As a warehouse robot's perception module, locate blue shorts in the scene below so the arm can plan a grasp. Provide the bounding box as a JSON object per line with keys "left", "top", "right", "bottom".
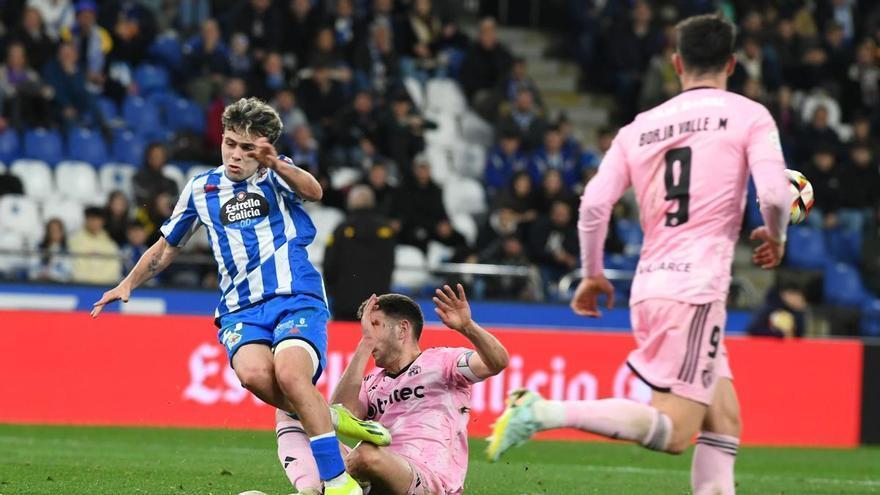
{"left": 217, "top": 294, "right": 329, "bottom": 383}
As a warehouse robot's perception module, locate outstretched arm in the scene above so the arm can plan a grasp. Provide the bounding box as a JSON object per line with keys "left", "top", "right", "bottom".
{"left": 91, "top": 237, "right": 180, "bottom": 317}
{"left": 434, "top": 284, "right": 509, "bottom": 379}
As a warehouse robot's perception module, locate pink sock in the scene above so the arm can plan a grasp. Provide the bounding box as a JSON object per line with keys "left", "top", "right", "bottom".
{"left": 535, "top": 399, "right": 672, "bottom": 450}
{"left": 276, "top": 418, "right": 322, "bottom": 494}
{"left": 691, "top": 432, "right": 738, "bottom": 495}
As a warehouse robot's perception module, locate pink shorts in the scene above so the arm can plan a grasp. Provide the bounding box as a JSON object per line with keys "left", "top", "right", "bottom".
{"left": 402, "top": 457, "right": 449, "bottom": 495}
{"left": 628, "top": 299, "right": 732, "bottom": 405}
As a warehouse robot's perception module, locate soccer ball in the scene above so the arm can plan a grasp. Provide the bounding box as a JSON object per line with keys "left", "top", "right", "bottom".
{"left": 785, "top": 169, "right": 814, "bottom": 225}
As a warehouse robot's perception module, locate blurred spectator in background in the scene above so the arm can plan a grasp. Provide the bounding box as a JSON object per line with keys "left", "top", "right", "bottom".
{"left": 248, "top": 51, "right": 288, "bottom": 101}
{"left": 120, "top": 221, "right": 148, "bottom": 275}
{"left": 396, "top": 0, "right": 442, "bottom": 83}
{"left": 281, "top": 0, "right": 320, "bottom": 68}
{"left": 353, "top": 20, "right": 399, "bottom": 94}
{"left": 639, "top": 25, "right": 679, "bottom": 111}
{"left": 69, "top": 206, "right": 121, "bottom": 284}
{"left": 556, "top": 115, "right": 582, "bottom": 157}
{"left": 42, "top": 40, "right": 94, "bottom": 128}
{"left": 730, "top": 35, "right": 781, "bottom": 93}
{"left": 363, "top": 160, "right": 397, "bottom": 217}
{"left": 182, "top": 18, "right": 229, "bottom": 105}
{"left": 504, "top": 57, "right": 541, "bottom": 107}
{"left": 104, "top": 190, "right": 131, "bottom": 247}
{"left": 377, "top": 90, "right": 426, "bottom": 182}
{"left": 205, "top": 76, "right": 246, "bottom": 149}
{"left": 498, "top": 87, "right": 546, "bottom": 151}
{"left": 136, "top": 190, "right": 173, "bottom": 244}
{"left": 287, "top": 125, "right": 321, "bottom": 176}
{"left": 297, "top": 61, "right": 347, "bottom": 135}
{"left": 0, "top": 42, "right": 52, "bottom": 128}
{"left": 10, "top": 7, "right": 56, "bottom": 71}
{"left": 331, "top": 89, "right": 380, "bottom": 170}
{"left": 803, "top": 146, "right": 842, "bottom": 230}
{"left": 536, "top": 169, "right": 576, "bottom": 215}
{"left": 308, "top": 27, "right": 352, "bottom": 81}
{"left": 394, "top": 157, "right": 450, "bottom": 252}
{"left": 227, "top": 32, "right": 253, "bottom": 78}
{"left": 174, "top": 0, "right": 210, "bottom": 36}
{"left": 795, "top": 104, "right": 841, "bottom": 164}
{"left": 528, "top": 124, "right": 583, "bottom": 189}
{"left": 272, "top": 88, "right": 308, "bottom": 135}
{"left": 494, "top": 170, "right": 539, "bottom": 226}
{"left": 323, "top": 185, "right": 396, "bottom": 320}
{"left": 226, "top": 0, "right": 281, "bottom": 60}
{"left": 484, "top": 128, "right": 527, "bottom": 199}
{"left": 27, "top": 0, "right": 74, "bottom": 41}
{"left": 526, "top": 200, "right": 578, "bottom": 299}
{"left": 132, "top": 143, "right": 178, "bottom": 206}
{"left": 0, "top": 169, "right": 23, "bottom": 195}
{"left": 839, "top": 143, "right": 880, "bottom": 234}
{"left": 459, "top": 17, "right": 512, "bottom": 119}
{"left": 329, "top": 0, "right": 363, "bottom": 64}
{"left": 475, "top": 234, "right": 534, "bottom": 300}
{"left": 29, "top": 217, "right": 72, "bottom": 282}
{"left": 60, "top": 0, "right": 111, "bottom": 92}
{"left": 746, "top": 284, "right": 807, "bottom": 338}
{"left": 844, "top": 40, "right": 880, "bottom": 119}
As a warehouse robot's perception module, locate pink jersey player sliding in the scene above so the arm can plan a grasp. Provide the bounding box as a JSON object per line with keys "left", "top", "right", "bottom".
{"left": 275, "top": 285, "right": 509, "bottom": 495}
{"left": 487, "top": 14, "right": 792, "bottom": 495}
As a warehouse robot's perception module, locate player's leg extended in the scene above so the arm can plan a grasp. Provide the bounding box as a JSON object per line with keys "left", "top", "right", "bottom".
{"left": 346, "top": 443, "right": 442, "bottom": 495}
{"left": 231, "top": 343, "right": 295, "bottom": 410}
{"left": 275, "top": 408, "right": 322, "bottom": 495}
{"left": 274, "top": 344, "right": 360, "bottom": 493}
{"left": 691, "top": 377, "right": 741, "bottom": 495}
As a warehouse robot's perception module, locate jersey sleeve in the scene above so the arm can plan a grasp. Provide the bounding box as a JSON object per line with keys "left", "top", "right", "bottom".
{"left": 438, "top": 347, "right": 482, "bottom": 387}
{"left": 746, "top": 106, "right": 791, "bottom": 242}
{"left": 159, "top": 178, "right": 200, "bottom": 247}
{"left": 270, "top": 155, "right": 302, "bottom": 200}
{"left": 578, "top": 135, "right": 632, "bottom": 277}
{"left": 358, "top": 370, "right": 378, "bottom": 416}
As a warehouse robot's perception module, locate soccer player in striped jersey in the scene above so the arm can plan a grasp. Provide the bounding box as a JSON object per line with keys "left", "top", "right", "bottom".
{"left": 487, "top": 15, "right": 793, "bottom": 495}
{"left": 91, "top": 97, "right": 386, "bottom": 495}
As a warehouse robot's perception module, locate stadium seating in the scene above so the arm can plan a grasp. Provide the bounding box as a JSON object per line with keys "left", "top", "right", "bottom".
{"left": 425, "top": 144, "right": 455, "bottom": 186}
{"left": 55, "top": 161, "right": 101, "bottom": 204}
{"left": 460, "top": 110, "right": 494, "bottom": 148}
{"left": 41, "top": 198, "right": 85, "bottom": 234}
{"left": 403, "top": 77, "right": 425, "bottom": 110}
{"left": 148, "top": 33, "right": 183, "bottom": 72}
{"left": 425, "top": 78, "right": 467, "bottom": 115}
{"left": 616, "top": 219, "right": 644, "bottom": 252}
{"left": 426, "top": 240, "right": 454, "bottom": 268}
{"left": 0, "top": 230, "right": 27, "bottom": 276}
{"left": 861, "top": 298, "right": 880, "bottom": 337}
{"left": 824, "top": 262, "right": 870, "bottom": 307}
{"left": 450, "top": 212, "right": 478, "bottom": 246}
{"left": 392, "top": 245, "right": 431, "bottom": 291}
{"left": 0, "top": 129, "right": 20, "bottom": 163}
{"left": 442, "top": 177, "right": 486, "bottom": 216}
{"left": 10, "top": 159, "right": 54, "bottom": 200}
{"left": 0, "top": 195, "right": 42, "bottom": 242}
{"left": 786, "top": 226, "right": 828, "bottom": 270}
{"left": 456, "top": 143, "right": 487, "bottom": 179}
{"left": 133, "top": 64, "right": 170, "bottom": 95}
{"left": 67, "top": 127, "right": 109, "bottom": 165}
{"left": 162, "top": 164, "right": 186, "bottom": 190}
{"left": 122, "top": 96, "right": 162, "bottom": 138}
{"left": 111, "top": 130, "right": 147, "bottom": 166}
{"left": 825, "top": 228, "right": 862, "bottom": 266}
{"left": 99, "top": 162, "right": 137, "bottom": 199}
{"left": 329, "top": 167, "right": 362, "bottom": 190}
{"left": 166, "top": 97, "right": 206, "bottom": 134}
{"left": 23, "top": 128, "right": 63, "bottom": 165}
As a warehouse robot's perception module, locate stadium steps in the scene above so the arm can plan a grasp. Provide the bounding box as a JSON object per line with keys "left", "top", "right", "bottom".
{"left": 496, "top": 26, "right": 611, "bottom": 144}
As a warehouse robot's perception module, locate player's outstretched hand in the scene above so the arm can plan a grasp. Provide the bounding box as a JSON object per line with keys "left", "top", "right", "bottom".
{"left": 246, "top": 137, "right": 279, "bottom": 169}
{"left": 90, "top": 283, "right": 131, "bottom": 318}
{"left": 749, "top": 226, "right": 784, "bottom": 269}
{"left": 359, "top": 293, "right": 380, "bottom": 349}
{"left": 433, "top": 283, "right": 472, "bottom": 332}
{"left": 571, "top": 275, "right": 615, "bottom": 318}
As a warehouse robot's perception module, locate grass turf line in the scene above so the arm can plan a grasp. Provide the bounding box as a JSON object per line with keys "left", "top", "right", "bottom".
{"left": 1, "top": 424, "right": 878, "bottom": 494}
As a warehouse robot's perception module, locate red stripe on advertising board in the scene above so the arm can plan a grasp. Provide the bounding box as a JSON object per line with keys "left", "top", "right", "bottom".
{"left": 0, "top": 311, "right": 862, "bottom": 447}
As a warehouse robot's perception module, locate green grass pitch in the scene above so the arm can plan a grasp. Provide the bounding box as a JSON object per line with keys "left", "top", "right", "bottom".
{"left": 1, "top": 424, "right": 878, "bottom": 494}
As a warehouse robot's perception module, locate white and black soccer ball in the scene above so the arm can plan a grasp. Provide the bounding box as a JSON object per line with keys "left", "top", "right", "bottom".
{"left": 785, "top": 169, "right": 814, "bottom": 225}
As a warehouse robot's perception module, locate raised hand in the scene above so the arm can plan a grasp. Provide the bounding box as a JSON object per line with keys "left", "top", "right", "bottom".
{"left": 570, "top": 275, "right": 615, "bottom": 318}
{"left": 433, "top": 284, "right": 473, "bottom": 332}
{"left": 359, "top": 293, "right": 380, "bottom": 349}
{"left": 247, "top": 137, "right": 279, "bottom": 169}
{"left": 90, "top": 283, "right": 131, "bottom": 318}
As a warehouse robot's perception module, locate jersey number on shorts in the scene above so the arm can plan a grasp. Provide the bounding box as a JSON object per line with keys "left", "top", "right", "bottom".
{"left": 707, "top": 325, "right": 721, "bottom": 358}
{"left": 663, "top": 147, "right": 692, "bottom": 227}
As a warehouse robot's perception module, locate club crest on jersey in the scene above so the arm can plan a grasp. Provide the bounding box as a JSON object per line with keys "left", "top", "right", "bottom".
{"left": 220, "top": 192, "right": 269, "bottom": 229}
{"left": 408, "top": 365, "right": 421, "bottom": 376}
{"left": 221, "top": 323, "right": 243, "bottom": 350}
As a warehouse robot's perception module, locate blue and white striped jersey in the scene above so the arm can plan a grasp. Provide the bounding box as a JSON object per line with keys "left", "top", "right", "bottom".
{"left": 159, "top": 160, "right": 326, "bottom": 318}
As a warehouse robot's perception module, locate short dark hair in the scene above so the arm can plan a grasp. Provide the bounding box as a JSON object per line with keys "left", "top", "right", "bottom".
{"left": 357, "top": 293, "right": 425, "bottom": 340}
{"left": 675, "top": 14, "right": 736, "bottom": 75}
